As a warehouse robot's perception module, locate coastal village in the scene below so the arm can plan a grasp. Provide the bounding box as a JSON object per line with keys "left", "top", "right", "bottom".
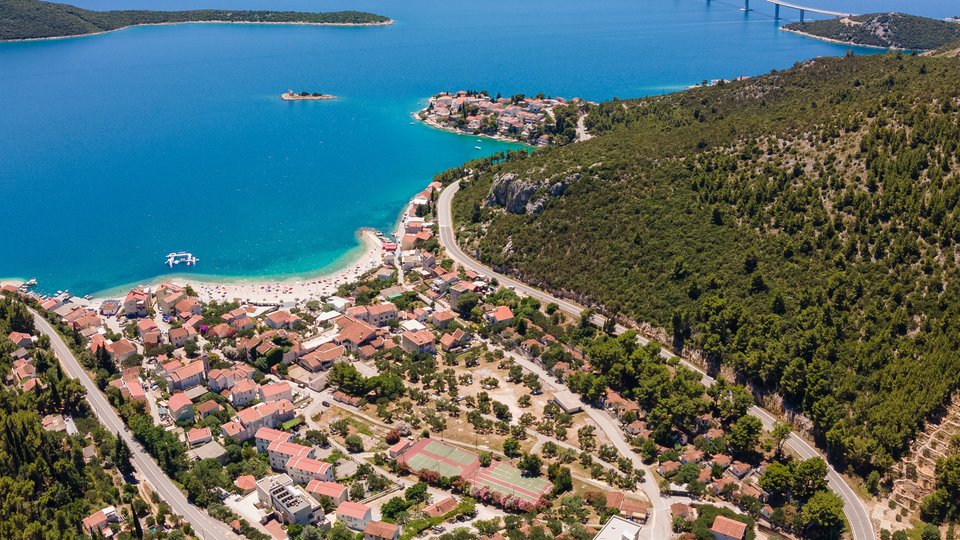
{"left": 3, "top": 181, "right": 826, "bottom": 540}
{"left": 10, "top": 0, "right": 960, "bottom": 539}
{"left": 418, "top": 91, "right": 590, "bottom": 146}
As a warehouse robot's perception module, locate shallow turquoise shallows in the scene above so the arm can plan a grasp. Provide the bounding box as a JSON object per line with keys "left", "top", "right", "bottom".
{"left": 1, "top": 0, "right": 955, "bottom": 295}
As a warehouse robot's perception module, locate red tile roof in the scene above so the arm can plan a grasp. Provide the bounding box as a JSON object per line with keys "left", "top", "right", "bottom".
{"left": 363, "top": 520, "right": 399, "bottom": 539}
{"left": 432, "top": 310, "right": 455, "bottom": 322}
{"left": 267, "top": 440, "right": 312, "bottom": 460}
{"left": 336, "top": 317, "right": 377, "bottom": 345}
{"left": 367, "top": 303, "right": 396, "bottom": 316}
{"left": 403, "top": 329, "right": 434, "bottom": 346}
{"left": 169, "top": 360, "right": 205, "bottom": 383}
{"left": 187, "top": 427, "right": 211, "bottom": 444}
{"left": 196, "top": 400, "right": 223, "bottom": 415}
{"left": 8, "top": 331, "right": 31, "bottom": 345}
{"left": 235, "top": 475, "right": 257, "bottom": 492}
{"left": 232, "top": 378, "right": 256, "bottom": 394}
{"left": 306, "top": 480, "right": 347, "bottom": 500}
{"left": 137, "top": 319, "right": 158, "bottom": 332}
{"left": 255, "top": 427, "right": 290, "bottom": 444}
{"left": 260, "top": 381, "right": 291, "bottom": 399}
{"left": 110, "top": 339, "right": 136, "bottom": 357}
{"left": 287, "top": 455, "right": 331, "bottom": 476}
{"left": 711, "top": 516, "right": 747, "bottom": 540}
{"left": 424, "top": 496, "right": 458, "bottom": 517}
{"left": 168, "top": 392, "right": 192, "bottom": 413}
{"left": 82, "top": 510, "right": 108, "bottom": 532}
{"left": 336, "top": 501, "right": 371, "bottom": 520}
{"left": 221, "top": 421, "right": 244, "bottom": 437}
{"left": 489, "top": 305, "right": 514, "bottom": 323}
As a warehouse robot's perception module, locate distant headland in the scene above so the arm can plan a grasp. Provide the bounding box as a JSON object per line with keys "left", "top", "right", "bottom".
{"left": 782, "top": 12, "right": 960, "bottom": 51}
{"left": 281, "top": 90, "right": 336, "bottom": 101}
{"left": 417, "top": 90, "right": 593, "bottom": 147}
{"left": 0, "top": 0, "right": 393, "bottom": 42}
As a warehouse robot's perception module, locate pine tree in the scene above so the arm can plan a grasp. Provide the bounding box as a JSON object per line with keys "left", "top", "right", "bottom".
{"left": 115, "top": 437, "right": 134, "bottom": 476}
{"left": 132, "top": 510, "right": 143, "bottom": 539}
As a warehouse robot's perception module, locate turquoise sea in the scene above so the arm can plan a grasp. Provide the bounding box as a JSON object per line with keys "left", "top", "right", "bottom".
{"left": 1, "top": 0, "right": 956, "bottom": 295}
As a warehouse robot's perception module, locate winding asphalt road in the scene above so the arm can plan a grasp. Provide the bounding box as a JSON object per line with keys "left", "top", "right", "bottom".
{"left": 437, "top": 181, "right": 875, "bottom": 540}
{"left": 31, "top": 310, "right": 237, "bottom": 540}
{"left": 498, "top": 346, "right": 670, "bottom": 540}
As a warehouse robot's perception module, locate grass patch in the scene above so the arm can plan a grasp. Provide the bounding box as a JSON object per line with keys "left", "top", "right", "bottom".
{"left": 348, "top": 418, "right": 374, "bottom": 437}
{"left": 281, "top": 417, "right": 304, "bottom": 431}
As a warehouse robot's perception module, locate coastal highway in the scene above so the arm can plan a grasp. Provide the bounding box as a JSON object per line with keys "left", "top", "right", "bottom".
{"left": 31, "top": 310, "right": 237, "bottom": 540}
{"left": 437, "top": 180, "right": 876, "bottom": 540}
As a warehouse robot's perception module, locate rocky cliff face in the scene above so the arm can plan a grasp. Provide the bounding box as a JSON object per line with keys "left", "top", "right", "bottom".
{"left": 486, "top": 172, "right": 579, "bottom": 215}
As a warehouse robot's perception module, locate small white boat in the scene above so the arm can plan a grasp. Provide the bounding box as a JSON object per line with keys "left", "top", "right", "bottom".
{"left": 474, "top": 146, "right": 482, "bottom": 150}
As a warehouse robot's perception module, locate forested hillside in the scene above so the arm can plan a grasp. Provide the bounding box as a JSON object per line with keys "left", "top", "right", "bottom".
{"left": 0, "top": 296, "right": 122, "bottom": 537}
{"left": 451, "top": 51, "right": 960, "bottom": 475}
{"left": 784, "top": 13, "right": 960, "bottom": 51}
{"left": 0, "top": 0, "right": 391, "bottom": 41}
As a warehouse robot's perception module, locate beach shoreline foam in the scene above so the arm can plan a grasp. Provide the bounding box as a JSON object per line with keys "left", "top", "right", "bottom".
{"left": 89, "top": 228, "right": 385, "bottom": 306}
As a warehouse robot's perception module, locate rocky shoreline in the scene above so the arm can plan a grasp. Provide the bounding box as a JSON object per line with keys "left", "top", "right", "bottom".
{"left": 779, "top": 26, "right": 889, "bottom": 50}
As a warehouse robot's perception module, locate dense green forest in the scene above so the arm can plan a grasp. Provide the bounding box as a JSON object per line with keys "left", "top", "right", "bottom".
{"left": 0, "top": 0, "right": 391, "bottom": 41}
{"left": 785, "top": 13, "right": 960, "bottom": 51}
{"left": 450, "top": 51, "right": 960, "bottom": 477}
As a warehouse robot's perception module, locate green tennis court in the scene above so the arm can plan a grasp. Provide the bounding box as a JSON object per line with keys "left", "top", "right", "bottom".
{"left": 405, "top": 452, "right": 465, "bottom": 478}
{"left": 399, "top": 438, "right": 481, "bottom": 479}
{"left": 473, "top": 462, "right": 552, "bottom": 504}
{"left": 425, "top": 440, "right": 478, "bottom": 465}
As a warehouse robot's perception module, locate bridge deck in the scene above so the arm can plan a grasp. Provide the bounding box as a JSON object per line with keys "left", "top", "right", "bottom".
{"left": 766, "top": 0, "right": 855, "bottom": 18}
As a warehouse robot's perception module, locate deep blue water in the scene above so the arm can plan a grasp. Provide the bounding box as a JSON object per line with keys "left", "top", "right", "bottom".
{"left": 1, "top": 0, "right": 956, "bottom": 295}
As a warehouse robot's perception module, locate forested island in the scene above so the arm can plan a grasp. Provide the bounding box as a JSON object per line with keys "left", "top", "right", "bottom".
{"left": 783, "top": 12, "right": 960, "bottom": 50}
{"left": 281, "top": 90, "right": 336, "bottom": 101}
{"left": 0, "top": 0, "right": 392, "bottom": 41}
{"left": 448, "top": 48, "right": 960, "bottom": 517}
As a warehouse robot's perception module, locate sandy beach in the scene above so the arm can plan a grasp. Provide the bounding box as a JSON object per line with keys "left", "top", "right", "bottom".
{"left": 13, "top": 182, "right": 427, "bottom": 309}
{"left": 78, "top": 228, "right": 387, "bottom": 308}
{"left": 160, "top": 229, "right": 385, "bottom": 307}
